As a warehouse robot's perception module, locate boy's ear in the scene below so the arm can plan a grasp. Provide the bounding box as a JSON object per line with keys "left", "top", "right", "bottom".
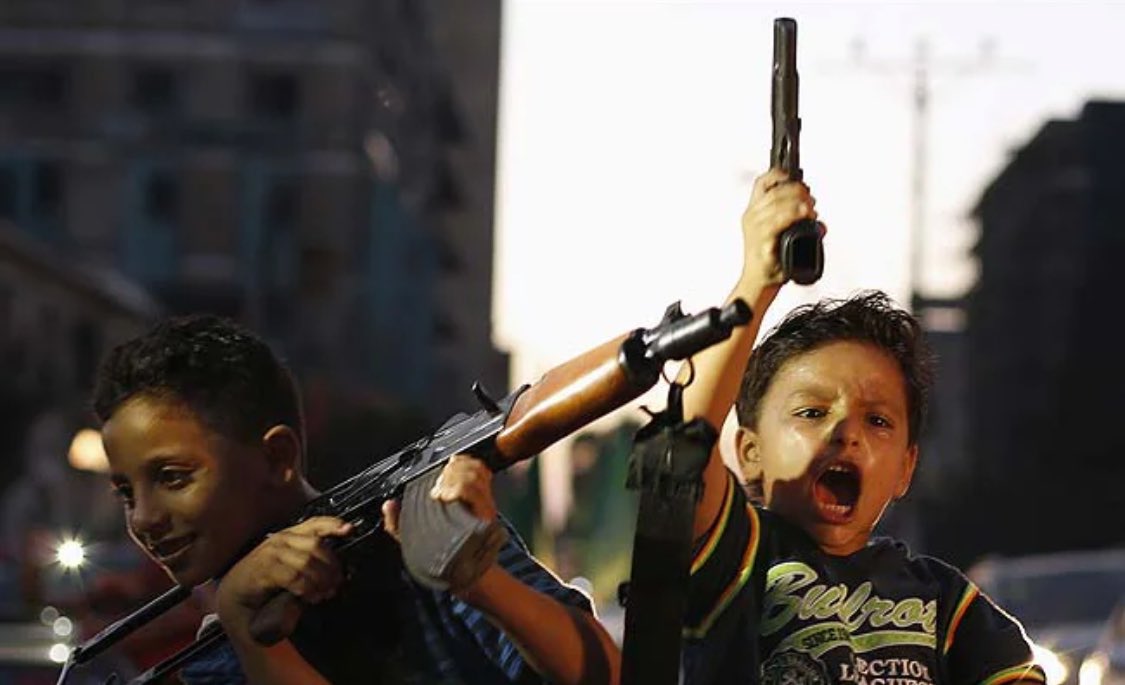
{"left": 733, "top": 426, "right": 762, "bottom": 482}
{"left": 262, "top": 425, "right": 302, "bottom": 486}
{"left": 895, "top": 444, "right": 919, "bottom": 499}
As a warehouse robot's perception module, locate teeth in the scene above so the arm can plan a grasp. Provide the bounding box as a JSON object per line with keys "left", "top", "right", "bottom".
{"left": 827, "top": 465, "right": 851, "bottom": 473}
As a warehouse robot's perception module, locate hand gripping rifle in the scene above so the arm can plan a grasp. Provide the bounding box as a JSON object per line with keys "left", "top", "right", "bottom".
{"left": 58, "top": 298, "right": 752, "bottom": 685}
{"left": 771, "top": 17, "right": 825, "bottom": 285}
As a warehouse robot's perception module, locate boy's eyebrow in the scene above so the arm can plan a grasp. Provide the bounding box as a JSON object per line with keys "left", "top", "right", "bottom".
{"left": 783, "top": 386, "right": 834, "bottom": 401}
{"left": 783, "top": 386, "right": 904, "bottom": 414}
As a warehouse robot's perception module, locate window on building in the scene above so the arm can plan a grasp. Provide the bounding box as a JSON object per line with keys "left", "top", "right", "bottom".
{"left": 0, "top": 62, "right": 70, "bottom": 108}
{"left": 30, "top": 162, "right": 62, "bottom": 223}
{"left": 438, "top": 236, "right": 462, "bottom": 274}
{"left": 124, "top": 164, "right": 180, "bottom": 285}
{"left": 433, "top": 315, "right": 457, "bottom": 344}
{"left": 132, "top": 67, "right": 180, "bottom": 114}
{"left": 428, "top": 162, "right": 463, "bottom": 210}
{"left": 143, "top": 170, "right": 179, "bottom": 226}
{"left": 72, "top": 320, "right": 100, "bottom": 390}
{"left": 0, "top": 284, "right": 12, "bottom": 346}
{"left": 264, "top": 179, "right": 298, "bottom": 231}
{"left": 249, "top": 72, "right": 299, "bottom": 121}
{"left": 0, "top": 167, "right": 17, "bottom": 221}
{"left": 262, "top": 178, "right": 299, "bottom": 291}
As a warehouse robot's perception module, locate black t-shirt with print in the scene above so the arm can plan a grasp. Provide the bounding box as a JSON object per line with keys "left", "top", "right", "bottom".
{"left": 683, "top": 475, "right": 1045, "bottom": 685}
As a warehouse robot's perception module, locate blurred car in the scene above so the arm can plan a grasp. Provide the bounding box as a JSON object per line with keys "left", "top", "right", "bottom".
{"left": 1078, "top": 598, "right": 1125, "bottom": 685}
{"left": 969, "top": 548, "right": 1125, "bottom": 685}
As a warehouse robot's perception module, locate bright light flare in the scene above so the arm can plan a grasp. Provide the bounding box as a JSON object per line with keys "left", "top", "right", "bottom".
{"left": 1032, "top": 643, "right": 1070, "bottom": 685}
{"left": 48, "top": 643, "right": 70, "bottom": 663}
{"left": 52, "top": 616, "right": 73, "bottom": 638}
{"left": 39, "top": 606, "right": 60, "bottom": 625}
{"left": 55, "top": 540, "right": 86, "bottom": 569}
{"left": 1079, "top": 653, "right": 1108, "bottom": 685}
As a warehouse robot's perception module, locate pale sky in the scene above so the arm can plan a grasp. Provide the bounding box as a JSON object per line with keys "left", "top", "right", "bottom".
{"left": 492, "top": 0, "right": 1125, "bottom": 524}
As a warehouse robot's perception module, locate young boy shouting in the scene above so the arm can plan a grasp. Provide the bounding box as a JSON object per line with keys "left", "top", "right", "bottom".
{"left": 93, "top": 315, "right": 617, "bottom": 684}
{"left": 680, "top": 169, "right": 1044, "bottom": 685}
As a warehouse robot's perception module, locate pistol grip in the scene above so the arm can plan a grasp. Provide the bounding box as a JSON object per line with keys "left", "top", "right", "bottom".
{"left": 778, "top": 219, "right": 824, "bottom": 285}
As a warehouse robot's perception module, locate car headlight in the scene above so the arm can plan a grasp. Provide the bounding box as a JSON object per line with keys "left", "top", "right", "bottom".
{"left": 1032, "top": 643, "right": 1070, "bottom": 685}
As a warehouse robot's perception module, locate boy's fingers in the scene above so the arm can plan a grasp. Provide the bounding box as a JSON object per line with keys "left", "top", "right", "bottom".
{"left": 381, "top": 500, "right": 401, "bottom": 541}
{"left": 272, "top": 545, "right": 342, "bottom": 583}
{"left": 431, "top": 457, "right": 496, "bottom": 520}
{"left": 432, "top": 455, "right": 491, "bottom": 497}
{"left": 269, "top": 548, "right": 343, "bottom": 600}
{"left": 272, "top": 532, "right": 343, "bottom": 568}
{"left": 288, "top": 516, "right": 352, "bottom": 537}
{"left": 434, "top": 479, "right": 497, "bottom": 521}
{"left": 750, "top": 181, "right": 812, "bottom": 210}
{"left": 751, "top": 168, "right": 792, "bottom": 199}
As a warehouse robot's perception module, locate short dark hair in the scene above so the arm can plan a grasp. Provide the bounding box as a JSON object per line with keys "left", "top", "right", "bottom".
{"left": 735, "top": 291, "right": 933, "bottom": 444}
{"left": 93, "top": 314, "right": 304, "bottom": 446}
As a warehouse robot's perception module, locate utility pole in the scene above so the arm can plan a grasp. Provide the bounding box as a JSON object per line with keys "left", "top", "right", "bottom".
{"left": 851, "top": 36, "right": 1003, "bottom": 320}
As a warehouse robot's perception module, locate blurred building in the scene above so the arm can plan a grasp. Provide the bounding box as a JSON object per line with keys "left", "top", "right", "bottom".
{"left": 0, "top": 0, "right": 507, "bottom": 427}
{"left": 957, "top": 100, "right": 1125, "bottom": 561}
{"left": 879, "top": 294, "right": 971, "bottom": 556}
{"left": 0, "top": 220, "right": 156, "bottom": 487}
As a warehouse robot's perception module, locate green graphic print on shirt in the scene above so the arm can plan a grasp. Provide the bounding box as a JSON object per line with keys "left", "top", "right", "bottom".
{"left": 683, "top": 475, "right": 1045, "bottom": 685}
{"left": 760, "top": 560, "right": 939, "bottom": 684}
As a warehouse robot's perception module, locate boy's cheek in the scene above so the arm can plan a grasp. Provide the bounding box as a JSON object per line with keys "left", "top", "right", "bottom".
{"left": 769, "top": 435, "right": 820, "bottom": 482}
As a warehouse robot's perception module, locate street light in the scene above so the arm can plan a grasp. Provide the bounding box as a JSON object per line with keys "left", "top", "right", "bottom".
{"left": 55, "top": 539, "right": 86, "bottom": 569}
{"left": 68, "top": 428, "right": 108, "bottom": 473}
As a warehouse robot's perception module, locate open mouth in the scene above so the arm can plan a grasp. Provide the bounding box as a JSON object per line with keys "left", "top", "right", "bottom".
{"left": 812, "top": 462, "right": 861, "bottom": 522}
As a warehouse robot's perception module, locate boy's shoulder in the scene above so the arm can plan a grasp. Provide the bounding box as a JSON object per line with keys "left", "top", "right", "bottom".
{"left": 854, "top": 536, "right": 980, "bottom": 603}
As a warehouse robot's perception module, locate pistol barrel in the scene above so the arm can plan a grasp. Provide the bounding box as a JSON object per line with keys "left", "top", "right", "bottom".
{"left": 770, "top": 17, "right": 802, "bottom": 178}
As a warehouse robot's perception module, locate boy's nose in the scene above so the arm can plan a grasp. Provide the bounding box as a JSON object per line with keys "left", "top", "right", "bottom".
{"left": 830, "top": 415, "right": 862, "bottom": 447}
{"left": 129, "top": 492, "right": 172, "bottom": 545}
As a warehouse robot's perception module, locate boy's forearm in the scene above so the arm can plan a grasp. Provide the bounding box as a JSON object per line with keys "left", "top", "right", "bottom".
{"left": 683, "top": 275, "right": 778, "bottom": 541}
{"left": 685, "top": 275, "right": 777, "bottom": 422}
{"left": 459, "top": 565, "right": 620, "bottom": 685}
{"left": 221, "top": 614, "right": 331, "bottom": 685}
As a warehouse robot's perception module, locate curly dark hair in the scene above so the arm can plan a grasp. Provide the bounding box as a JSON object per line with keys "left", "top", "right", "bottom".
{"left": 735, "top": 291, "right": 934, "bottom": 444}
{"left": 92, "top": 314, "right": 304, "bottom": 447}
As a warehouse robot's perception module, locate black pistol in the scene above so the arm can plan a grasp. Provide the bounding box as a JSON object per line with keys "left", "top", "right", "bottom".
{"left": 771, "top": 17, "right": 824, "bottom": 285}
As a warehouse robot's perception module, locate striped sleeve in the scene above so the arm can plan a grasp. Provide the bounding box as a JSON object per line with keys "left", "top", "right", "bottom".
{"left": 433, "top": 520, "right": 593, "bottom": 682}
{"left": 684, "top": 473, "right": 761, "bottom": 639}
{"left": 942, "top": 580, "right": 1046, "bottom": 685}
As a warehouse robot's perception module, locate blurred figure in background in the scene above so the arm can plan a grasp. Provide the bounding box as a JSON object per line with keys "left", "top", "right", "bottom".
{"left": 554, "top": 423, "right": 640, "bottom": 610}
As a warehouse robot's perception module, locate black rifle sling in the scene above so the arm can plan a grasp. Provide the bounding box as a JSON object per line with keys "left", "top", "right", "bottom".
{"left": 621, "top": 383, "right": 716, "bottom": 685}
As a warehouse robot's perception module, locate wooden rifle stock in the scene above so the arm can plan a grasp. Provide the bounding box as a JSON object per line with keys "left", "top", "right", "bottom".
{"left": 495, "top": 333, "right": 639, "bottom": 463}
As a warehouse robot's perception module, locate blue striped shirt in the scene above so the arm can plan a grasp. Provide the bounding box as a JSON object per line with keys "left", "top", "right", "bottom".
{"left": 180, "top": 521, "right": 592, "bottom": 684}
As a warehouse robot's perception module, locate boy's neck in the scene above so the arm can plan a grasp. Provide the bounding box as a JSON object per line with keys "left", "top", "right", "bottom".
{"left": 815, "top": 534, "right": 873, "bottom": 558}
{"left": 266, "top": 479, "right": 321, "bottom": 528}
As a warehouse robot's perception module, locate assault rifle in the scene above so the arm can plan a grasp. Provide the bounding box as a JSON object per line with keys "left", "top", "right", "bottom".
{"left": 58, "top": 298, "right": 752, "bottom": 685}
